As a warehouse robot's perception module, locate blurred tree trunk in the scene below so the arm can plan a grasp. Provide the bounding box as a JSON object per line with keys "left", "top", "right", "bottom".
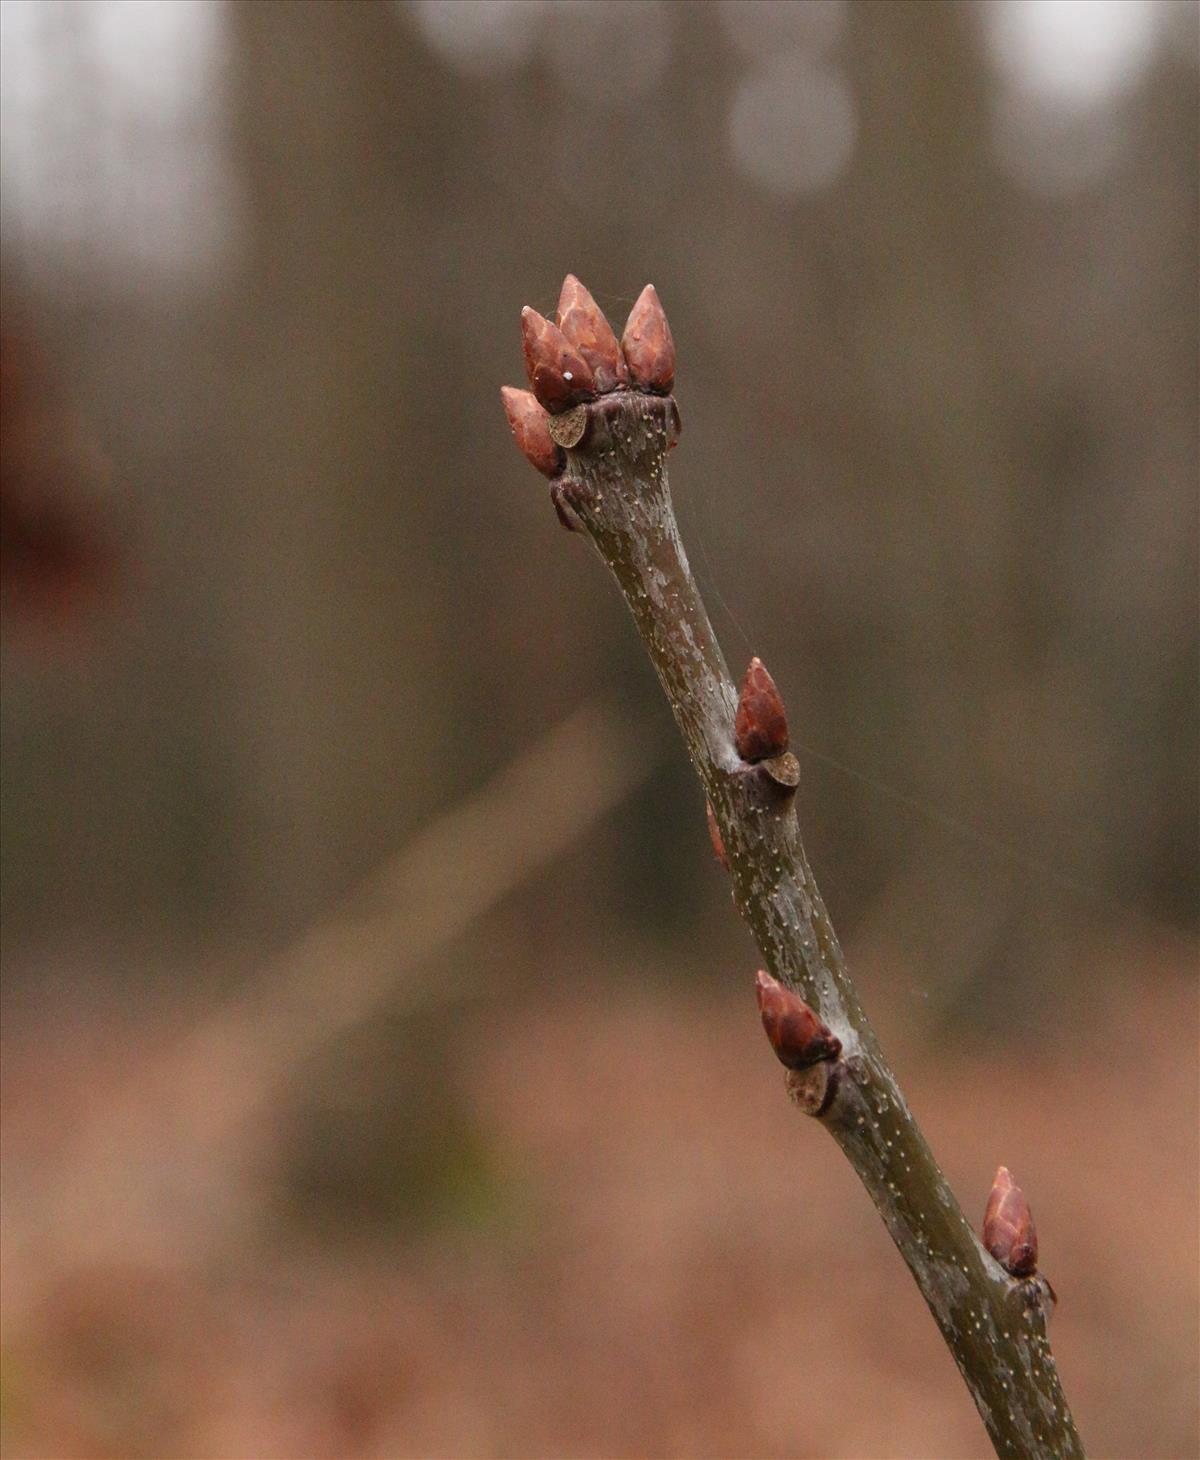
{"left": 218, "top": 0, "right": 437, "bottom": 933}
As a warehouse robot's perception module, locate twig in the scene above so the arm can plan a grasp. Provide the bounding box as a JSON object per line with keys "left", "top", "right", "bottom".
{"left": 502, "top": 276, "right": 1085, "bottom": 1460}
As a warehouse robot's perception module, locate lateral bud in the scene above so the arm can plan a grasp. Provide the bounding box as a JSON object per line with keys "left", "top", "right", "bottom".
{"left": 735, "top": 657, "right": 789, "bottom": 763}
{"left": 520, "top": 306, "right": 596, "bottom": 413}
{"left": 755, "top": 969, "right": 841, "bottom": 1069}
{"left": 705, "top": 800, "right": 728, "bottom": 869}
{"left": 983, "top": 1166, "right": 1039, "bottom": 1277}
{"left": 556, "top": 275, "right": 630, "bottom": 394}
{"left": 621, "top": 284, "right": 675, "bottom": 393}
{"left": 500, "top": 387, "right": 563, "bottom": 478}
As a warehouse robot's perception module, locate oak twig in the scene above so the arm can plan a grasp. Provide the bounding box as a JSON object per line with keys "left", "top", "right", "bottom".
{"left": 502, "top": 277, "right": 1084, "bottom": 1460}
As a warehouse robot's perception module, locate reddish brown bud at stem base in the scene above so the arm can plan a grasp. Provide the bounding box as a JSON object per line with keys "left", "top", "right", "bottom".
{"left": 735, "top": 657, "right": 789, "bottom": 763}
{"left": 621, "top": 284, "right": 675, "bottom": 393}
{"left": 521, "top": 307, "right": 596, "bottom": 413}
{"left": 755, "top": 969, "right": 841, "bottom": 1070}
{"left": 706, "top": 800, "right": 728, "bottom": 869}
{"left": 984, "top": 1166, "right": 1039, "bottom": 1277}
{"left": 556, "top": 275, "right": 630, "bottom": 394}
{"left": 500, "top": 387, "right": 563, "bottom": 478}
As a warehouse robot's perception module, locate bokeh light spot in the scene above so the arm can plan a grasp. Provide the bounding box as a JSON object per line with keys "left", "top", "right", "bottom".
{"left": 727, "top": 54, "right": 856, "bottom": 199}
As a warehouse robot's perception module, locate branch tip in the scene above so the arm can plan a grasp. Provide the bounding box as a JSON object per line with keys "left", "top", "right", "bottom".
{"left": 520, "top": 306, "right": 596, "bottom": 413}
{"left": 621, "top": 283, "right": 676, "bottom": 394}
{"left": 500, "top": 277, "right": 1085, "bottom": 1458}
{"left": 984, "top": 1166, "right": 1039, "bottom": 1277}
{"left": 735, "top": 657, "right": 789, "bottom": 763}
{"left": 556, "top": 275, "right": 630, "bottom": 394}
{"left": 755, "top": 968, "right": 841, "bottom": 1069}
{"left": 500, "top": 386, "right": 564, "bottom": 478}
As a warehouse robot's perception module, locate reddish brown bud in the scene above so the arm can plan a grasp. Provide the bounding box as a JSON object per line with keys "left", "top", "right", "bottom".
{"left": 983, "top": 1166, "right": 1039, "bottom": 1277}
{"left": 556, "top": 275, "right": 630, "bottom": 394}
{"left": 734, "top": 657, "right": 789, "bottom": 763}
{"left": 500, "top": 387, "right": 563, "bottom": 478}
{"left": 755, "top": 969, "right": 841, "bottom": 1070}
{"left": 521, "top": 307, "right": 595, "bottom": 413}
{"left": 621, "top": 284, "right": 675, "bottom": 393}
{"left": 706, "top": 801, "right": 728, "bottom": 869}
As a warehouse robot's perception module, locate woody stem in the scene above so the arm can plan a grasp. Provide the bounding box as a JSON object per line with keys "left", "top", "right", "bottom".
{"left": 553, "top": 388, "right": 1084, "bottom": 1460}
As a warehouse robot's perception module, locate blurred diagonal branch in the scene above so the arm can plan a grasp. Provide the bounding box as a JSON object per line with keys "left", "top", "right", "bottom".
{"left": 10, "top": 698, "right": 659, "bottom": 1268}
{"left": 178, "top": 695, "right": 662, "bottom": 1143}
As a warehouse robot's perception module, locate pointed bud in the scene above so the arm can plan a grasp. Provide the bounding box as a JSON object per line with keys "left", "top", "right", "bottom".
{"left": 556, "top": 275, "right": 630, "bottom": 394}
{"left": 755, "top": 970, "right": 841, "bottom": 1069}
{"left": 983, "top": 1167, "right": 1038, "bottom": 1277}
{"left": 521, "top": 307, "right": 595, "bottom": 413}
{"left": 735, "top": 657, "right": 789, "bottom": 763}
{"left": 706, "top": 801, "right": 728, "bottom": 869}
{"left": 500, "top": 387, "right": 563, "bottom": 478}
{"left": 621, "top": 284, "right": 675, "bottom": 393}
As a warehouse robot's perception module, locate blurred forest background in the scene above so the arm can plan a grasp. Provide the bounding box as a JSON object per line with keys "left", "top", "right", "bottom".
{"left": 1, "top": 2, "right": 1197, "bottom": 1457}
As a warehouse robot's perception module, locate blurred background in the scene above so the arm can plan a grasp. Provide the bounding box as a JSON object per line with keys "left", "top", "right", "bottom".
{"left": 1, "top": 2, "right": 1197, "bottom": 1456}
